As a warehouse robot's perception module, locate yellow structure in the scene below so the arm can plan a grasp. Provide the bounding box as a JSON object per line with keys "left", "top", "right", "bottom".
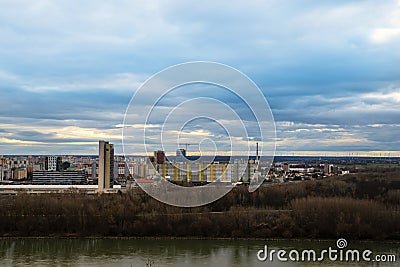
{"left": 187, "top": 163, "right": 192, "bottom": 181}
{"left": 247, "top": 162, "right": 251, "bottom": 182}
{"left": 210, "top": 164, "right": 215, "bottom": 182}
{"left": 174, "top": 164, "right": 179, "bottom": 181}
{"left": 151, "top": 160, "right": 257, "bottom": 183}
{"left": 221, "top": 164, "right": 227, "bottom": 181}
{"left": 199, "top": 163, "right": 204, "bottom": 181}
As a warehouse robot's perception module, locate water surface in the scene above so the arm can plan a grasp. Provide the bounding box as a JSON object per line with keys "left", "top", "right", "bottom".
{"left": 0, "top": 238, "right": 398, "bottom": 266}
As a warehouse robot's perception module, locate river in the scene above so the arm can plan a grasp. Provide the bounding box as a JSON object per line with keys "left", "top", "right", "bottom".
{"left": 0, "top": 238, "right": 398, "bottom": 266}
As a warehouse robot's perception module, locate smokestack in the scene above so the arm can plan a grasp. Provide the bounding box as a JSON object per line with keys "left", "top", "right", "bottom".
{"left": 256, "top": 142, "right": 259, "bottom": 162}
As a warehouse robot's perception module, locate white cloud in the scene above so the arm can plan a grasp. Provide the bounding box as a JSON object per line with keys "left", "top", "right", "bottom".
{"left": 362, "top": 90, "right": 400, "bottom": 103}
{"left": 370, "top": 28, "right": 400, "bottom": 43}
{"left": 16, "top": 72, "right": 147, "bottom": 93}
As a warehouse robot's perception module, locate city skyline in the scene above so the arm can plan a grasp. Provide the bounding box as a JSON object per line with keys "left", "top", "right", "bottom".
{"left": 0, "top": 1, "right": 399, "bottom": 155}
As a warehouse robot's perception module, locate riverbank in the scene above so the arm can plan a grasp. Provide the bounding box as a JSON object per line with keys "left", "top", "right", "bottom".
{"left": 0, "top": 169, "right": 399, "bottom": 240}
{"left": 1, "top": 236, "right": 400, "bottom": 245}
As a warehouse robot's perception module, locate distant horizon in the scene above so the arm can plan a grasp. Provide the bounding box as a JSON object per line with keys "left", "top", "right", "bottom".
{"left": 2, "top": 152, "right": 400, "bottom": 158}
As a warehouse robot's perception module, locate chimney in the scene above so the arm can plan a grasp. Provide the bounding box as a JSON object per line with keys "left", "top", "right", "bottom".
{"left": 256, "top": 142, "right": 259, "bottom": 162}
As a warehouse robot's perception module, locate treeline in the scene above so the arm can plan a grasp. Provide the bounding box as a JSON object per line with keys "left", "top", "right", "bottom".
{"left": 0, "top": 169, "right": 399, "bottom": 239}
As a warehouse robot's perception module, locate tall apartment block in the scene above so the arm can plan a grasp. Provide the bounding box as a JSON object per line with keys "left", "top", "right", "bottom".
{"left": 45, "top": 156, "right": 62, "bottom": 171}
{"left": 98, "top": 140, "right": 114, "bottom": 190}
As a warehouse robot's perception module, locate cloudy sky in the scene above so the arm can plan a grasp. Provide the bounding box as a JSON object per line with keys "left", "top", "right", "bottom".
{"left": 0, "top": 0, "right": 399, "bottom": 156}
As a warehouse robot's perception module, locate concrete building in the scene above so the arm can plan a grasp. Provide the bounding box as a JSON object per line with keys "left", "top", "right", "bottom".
{"left": 33, "top": 170, "right": 87, "bottom": 185}
{"left": 7, "top": 159, "right": 27, "bottom": 169}
{"left": 283, "top": 163, "right": 289, "bottom": 173}
{"left": 114, "top": 161, "right": 118, "bottom": 180}
{"left": 124, "top": 163, "right": 130, "bottom": 178}
{"left": 91, "top": 162, "right": 97, "bottom": 179}
{"left": 45, "top": 156, "right": 62, "bottom": 171}
{"left": 137, "top": 163, "right": 148, "bottom": 177}
{"left": 0, "top": 166, "right": 4, "bottom": 181}
{"left": 98, "top": 140, "right": 114, "bottom": 190}
{"left": 12, "top": 167, "right": 27, "bottom": 180}
{"left": 324, "top": 163, "right": 334, "bottom": 174}
{"left": 142, "top": 158, "right": 257, "bottom": 183}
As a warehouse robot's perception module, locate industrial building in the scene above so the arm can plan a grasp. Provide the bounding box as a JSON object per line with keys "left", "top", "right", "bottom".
{"left": 33, "top": 170, "right": 87, "bottom": 185}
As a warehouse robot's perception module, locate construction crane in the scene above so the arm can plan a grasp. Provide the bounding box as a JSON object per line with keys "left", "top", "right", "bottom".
{"left": 181, "top": 143, "right": 197, "bottom": 155}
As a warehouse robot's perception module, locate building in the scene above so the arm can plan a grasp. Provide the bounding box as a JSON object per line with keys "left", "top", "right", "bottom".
{"left": 283, "top": 163, "right": 289, "bottom": 173}
{"left": 98, "top": 140, "right": 114, "bottom": 190}
{"left": 114, "top": 161, "right": 118, "bottom": 180}
{"left": 124, "top": 163, "right": 130, "bottom": 178}
{"left": 45, "top": 156, "right": 62, "bottom": 171}
{"left": 147, "top": 160, "right": 254, "bottom": 183}
{"left": 12, "top": 167, "right": 27, "bottom": 180}
{"left": 0, "top": 166, "right": 4, "bottom": 181}
{"left": 90, "top": 162, "right": 97, "bottom": 179}
{"left": 0, "top": 184, "right": 98, "bottom": 194}
{"left": 154, "top": 150, "right": 165, "bottom": 164}
{"left": 324, "top": 163, "right": 334, "bottom": 174}
{"left": 33, "top": 170, "right": 87, "bottom": 185}
{"left": 135, "top": 162, "right": 148, "bottom": 178}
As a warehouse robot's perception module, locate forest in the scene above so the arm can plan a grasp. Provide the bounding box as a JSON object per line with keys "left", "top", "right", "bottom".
{"left": 0, "top": 167, "right": 399, "bottom": 239}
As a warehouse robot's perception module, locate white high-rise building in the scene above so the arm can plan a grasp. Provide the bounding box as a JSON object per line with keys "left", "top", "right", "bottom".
{"left": 45, "top": 156, "right": 62, "bottom": 171}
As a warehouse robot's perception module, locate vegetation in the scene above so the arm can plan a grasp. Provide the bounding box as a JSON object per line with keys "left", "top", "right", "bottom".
{"left": 0, "top": 169, "right": 399, "bottom": 239}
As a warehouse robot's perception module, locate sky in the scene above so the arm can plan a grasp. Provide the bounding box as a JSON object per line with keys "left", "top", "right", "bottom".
{"left": 0, "top": 0, "right": 399, "bottom": 156}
